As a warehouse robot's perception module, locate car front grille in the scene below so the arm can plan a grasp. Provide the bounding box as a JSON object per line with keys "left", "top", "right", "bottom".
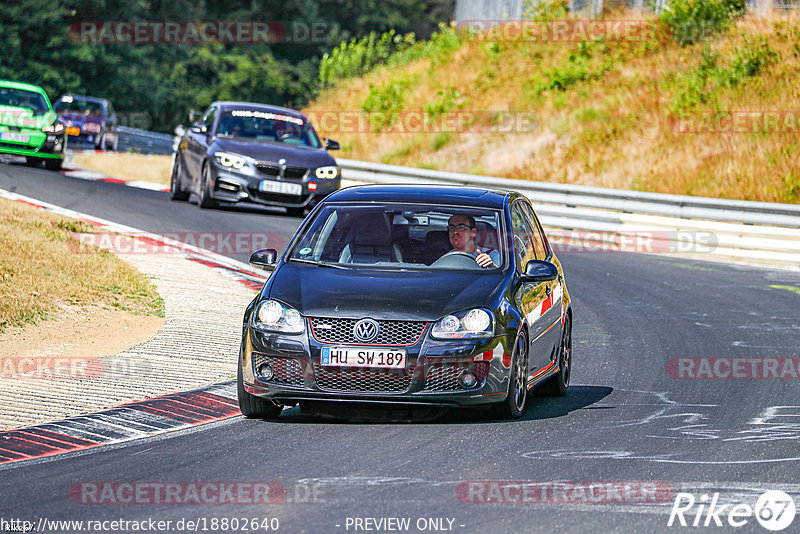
{"left": 253, "top": 162, "right": 307, "bottom": 180}
{"left": 313, "top": 363, "right": 416, "bottom": 393}
{"left": 423, "top": 362, "right": 489, "bottom": 391}
{"left": 310, "top": 318, "right": 427, "bottom": 346}
{"left": 255, "top": 162, "right": 280, "bottom": 176}
{"left": 0, "top": 141, "right": 33, "bottom": 149}
{"left": 284, "top": 166, "right": 307, "bottom": 180}
{"left": 252, "top": 353, "right": 305, "bottom": 386}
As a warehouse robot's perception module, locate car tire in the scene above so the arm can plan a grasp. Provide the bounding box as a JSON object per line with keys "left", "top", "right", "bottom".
{"left": 95, "top": 132, "right": 105, "bottom": 151}
{"left": 169, "top": 156, "right": 190, "bottom": 201}
{"left": 107, "top": 134, "right": 118, "bottom": 151}
{"left": 286, "top": 206, "right": 306, "bottom": 218}
{"left": 237, "top": 356, "right": 283, "bottom": 419}
{"left": 44, "top": 159, "right": 62, "bottom": 171}
{"left": 538, "top": 314, "right": 571, "bottom": 397}
{"left": 492, "top": 331, "right": 528, "bottom": 420}
{"left": 198, "top": 161, "right": 217, "bottom": 209}
{"left": 24, "top": 156, "right": 41, "bottom": 167}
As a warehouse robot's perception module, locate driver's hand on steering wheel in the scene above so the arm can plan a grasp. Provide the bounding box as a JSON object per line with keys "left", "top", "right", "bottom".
{"left": 475, "top": 248, "right": 496, "bottom": 268}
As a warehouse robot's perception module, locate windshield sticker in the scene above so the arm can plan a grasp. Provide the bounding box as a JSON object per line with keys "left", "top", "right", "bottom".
{"left": 230, "top": 110, "right": 304, "bottom": 125}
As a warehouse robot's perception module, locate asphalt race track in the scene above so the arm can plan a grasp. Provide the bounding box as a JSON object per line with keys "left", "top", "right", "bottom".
{"left": 2, "top": 161, "right": 800, "bottom": 533}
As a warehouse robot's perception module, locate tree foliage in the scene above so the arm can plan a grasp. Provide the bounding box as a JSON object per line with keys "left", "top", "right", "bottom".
{"left": 0, "top": 0, "right": 452, "bottom": 132}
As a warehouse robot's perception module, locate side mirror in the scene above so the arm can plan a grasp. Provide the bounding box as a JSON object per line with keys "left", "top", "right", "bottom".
{"left": 249, "top": 248, "right": 278, "bottom": 271}
{"left": 520, "top": 260, "right": 558, "bottom": 283}
{"left": 190, "top": 122, "right": 207, "bottom": 134}
{"left": 324, "top": 138, "right": 340, "bottom": 150}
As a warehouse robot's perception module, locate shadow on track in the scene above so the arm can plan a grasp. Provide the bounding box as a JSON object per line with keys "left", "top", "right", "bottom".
{"left": 250, "top": 385, "right": 613, "bottom": 425}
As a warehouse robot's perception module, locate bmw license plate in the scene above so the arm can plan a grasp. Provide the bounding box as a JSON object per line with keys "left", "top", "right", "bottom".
{"left": 259, "top": 180, "right": 302, "bottom": 196}
{"left": 321, "top": 347, "right": 406, "bottom": 369}
{"left": 0, "top": 132, "right": 30, "bottom": 143}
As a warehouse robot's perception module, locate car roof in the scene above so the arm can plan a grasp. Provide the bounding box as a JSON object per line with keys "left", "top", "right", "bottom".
{"left": 213, "top": 101, "right": 306, "bottom": 119}
{"left": 0, "top": 80, "right": 48, "bottom": 95}
{"left": 57, "top": 94, "right": 107, "bottom": 104}
{"left": 324, "top": 184, "right": 511, "bottom": 209}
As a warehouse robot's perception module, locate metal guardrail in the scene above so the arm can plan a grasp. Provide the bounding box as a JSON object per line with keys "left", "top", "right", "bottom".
{"left": 338, "top": 158, "right": 800, "bottom": 268}
{"left": 117, "top": 126, "right": 174, "bottom": 155}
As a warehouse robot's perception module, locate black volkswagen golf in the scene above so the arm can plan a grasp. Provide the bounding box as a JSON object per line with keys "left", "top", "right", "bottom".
{"left": 170, "top": 101, "right": 340, "bottom": 216}
{"left": 238, "top": 185, "right": 573, "bottom": 419}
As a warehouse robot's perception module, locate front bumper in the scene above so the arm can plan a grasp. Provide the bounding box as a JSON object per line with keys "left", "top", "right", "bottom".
{"left": 240, "top": 325, "right": 512, "bottom": 408}
{"left": 208, "top": 162, "right": 339, "bottom": 209}
{"left": 0, "top": 130, "right": 65, "bottom": 159}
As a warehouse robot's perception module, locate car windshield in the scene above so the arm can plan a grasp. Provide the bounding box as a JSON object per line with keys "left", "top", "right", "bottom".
{"left": 0, "top": 88, "right": 49, "bottom": 114}
{"left": 289, "top": 203, "right": 505, "bottom": 271}
{"left": 54, "top": 97, "right": 104, "bottom": 116}
{"left": 217, "top": 109, "right": 321, "bottom": 148}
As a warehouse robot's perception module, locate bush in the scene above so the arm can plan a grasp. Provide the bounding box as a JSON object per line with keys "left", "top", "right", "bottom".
{"left": 361, "top": 79, "right": 411, "bottom": 131}
{"left": 319, "top": 30, "right": 416, "bottom": 87}
{"left": 659, "top": 0, "right": 747, "bottom": 46}
{"left": 670, "top": 38, "right": 778, "bottom": 111}
{"left": 319, "top": 24, "right": 461, "bottom": 87}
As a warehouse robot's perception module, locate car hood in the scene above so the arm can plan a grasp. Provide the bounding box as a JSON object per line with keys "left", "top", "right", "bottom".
{"left": 0, "top": 106, "right": 54, "bottom": 130}
{"left": 213, "top": 137, "right": 335, "bottom": 167}
{"left": 268, "top": 262, "right": 505, "bottom": 321}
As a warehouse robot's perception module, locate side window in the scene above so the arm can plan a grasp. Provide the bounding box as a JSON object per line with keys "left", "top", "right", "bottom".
{"left": 510, "top": 203, "right": 537, "bottom": 271}
{"left": 520, "top": 202, "right": 548, "bottom": 260}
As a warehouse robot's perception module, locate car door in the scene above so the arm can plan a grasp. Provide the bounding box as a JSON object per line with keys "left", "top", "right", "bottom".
{"left": 510, "top": 201, "right": 551, "bottom": 379}
{"left": 520, "top": 201, "right": 563, "bottom": 369}
{"left": 186, "top": 105, "right": 216, "bottom": 187}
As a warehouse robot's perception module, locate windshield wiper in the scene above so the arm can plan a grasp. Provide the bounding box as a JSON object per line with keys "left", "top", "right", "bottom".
{"left": 289, "top": 258, "right": 348, "bottom": 269}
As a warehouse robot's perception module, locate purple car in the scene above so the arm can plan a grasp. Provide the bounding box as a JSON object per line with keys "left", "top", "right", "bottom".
{"left": 54, "top": 94, "right": 118, "bottom": 151}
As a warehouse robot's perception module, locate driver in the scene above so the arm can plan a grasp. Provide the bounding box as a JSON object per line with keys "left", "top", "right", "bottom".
{"left": 223, "top": 117, "right": 245, "bottom": 137}
{"left": 446, "top": 215, "right": 500, "bottom": 268}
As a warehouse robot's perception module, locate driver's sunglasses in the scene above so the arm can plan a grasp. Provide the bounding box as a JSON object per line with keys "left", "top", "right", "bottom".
{"left": 447, "top": 224, "right": 473, "bottom": 233}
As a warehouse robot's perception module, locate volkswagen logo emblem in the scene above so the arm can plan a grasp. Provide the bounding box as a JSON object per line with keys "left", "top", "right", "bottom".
{"left": 278, "top": 158, "right": 286, "bottom": 165}
{"left": 353, "top": 319, "right": 380, "bottom": 343}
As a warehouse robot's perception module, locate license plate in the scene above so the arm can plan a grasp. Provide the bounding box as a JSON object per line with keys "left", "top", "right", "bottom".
{"left": 259, "top": 180, "right": 302, "bottom": 196}
{"left": 321, "top": 347, "right": 406, "bottom": 369}
{"left": 0, "top": 132, "right": 30, "bottom": 143}
{"left": 66, "top": 127, "right": 80, "bottom": 136}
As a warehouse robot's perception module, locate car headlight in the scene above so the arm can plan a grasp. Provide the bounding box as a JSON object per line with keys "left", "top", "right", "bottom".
{"left": 252, "top": 300, "right": 305, "bottom": 334}
{"left": 431, "top": 309, "right": 493, "bottom": 339}
{"left": 315, "top": 166, "right": 339, "bottom": 179}
{"left": 83, "top": 123, "right": 101, "bottom": 133}
{"left": 42, "top": 123, "right": 64, "bottom": 134}
{"left": 215, "top": 152, "right": 248, "bottom": 170}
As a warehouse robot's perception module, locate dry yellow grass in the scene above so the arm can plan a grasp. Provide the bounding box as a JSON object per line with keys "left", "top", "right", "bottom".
{"left": 305, "top": 11, "right": 800, "bottom": 203}
{"left": 74, "top": 152, "right": 172, "bottom": 185}
{"left": 0, "top": 197, "right": 164, "bottom": 332}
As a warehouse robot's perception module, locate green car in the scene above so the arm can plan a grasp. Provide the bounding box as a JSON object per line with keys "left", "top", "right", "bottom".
{"left": 0, "top": 80, "right": 66, "bottom": 170}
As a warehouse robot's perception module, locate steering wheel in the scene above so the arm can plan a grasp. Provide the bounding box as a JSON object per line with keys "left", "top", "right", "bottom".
{"left": 430, "top": 250, "right": 480, "bottom": 269}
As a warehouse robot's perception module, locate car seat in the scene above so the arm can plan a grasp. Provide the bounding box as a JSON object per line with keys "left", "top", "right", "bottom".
{"left": 339, "top": 213, "right": 403, "bottom": 264}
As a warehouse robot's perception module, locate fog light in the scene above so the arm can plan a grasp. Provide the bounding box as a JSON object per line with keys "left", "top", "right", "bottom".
{"left": 258, "top": 364, "right": 274, "bottom": 380}
{"left": 459, "top": 371, "right": 477, "bottom": 389}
